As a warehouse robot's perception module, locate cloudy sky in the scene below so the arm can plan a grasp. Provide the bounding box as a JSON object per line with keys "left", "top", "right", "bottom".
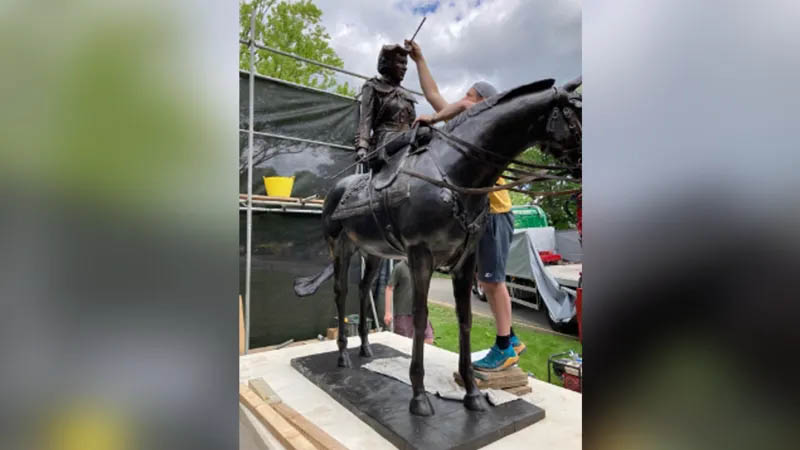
{"left": 312, "top": 0, "right": 582, "bottom": 114}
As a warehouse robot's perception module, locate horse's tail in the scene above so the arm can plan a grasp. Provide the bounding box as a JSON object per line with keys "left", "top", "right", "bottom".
{"left": 293, "top": 262, "right": 334, "bottom": 297}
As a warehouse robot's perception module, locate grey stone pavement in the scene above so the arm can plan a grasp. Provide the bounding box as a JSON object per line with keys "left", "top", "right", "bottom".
{"left": 427, "top": 278, "right": 578, "bottom": 338}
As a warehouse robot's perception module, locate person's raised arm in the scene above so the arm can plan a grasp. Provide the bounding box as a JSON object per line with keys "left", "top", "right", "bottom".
{"left": 414, "top": 98, "right": 474, "bottom": 126}
{"left": 405, "top": 40, "right": 447, "bottom": 112}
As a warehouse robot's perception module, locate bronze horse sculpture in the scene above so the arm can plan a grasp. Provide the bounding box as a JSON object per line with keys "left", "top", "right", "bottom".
{"left": 295, "top": 76, "right": 582, "bottom": 416}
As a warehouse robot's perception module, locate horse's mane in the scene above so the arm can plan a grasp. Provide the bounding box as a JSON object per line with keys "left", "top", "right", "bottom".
{"left": 445, "top": 78, "right": 556, "bottom": 133}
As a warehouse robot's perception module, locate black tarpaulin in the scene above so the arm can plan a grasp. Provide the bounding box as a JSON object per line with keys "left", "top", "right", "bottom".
{"left": 239, "top": 71, "right": 359, "bottom": 198}
{"left": 239, "top": 71, "right": 389, "bottom": 348}
{"left": 239, "top": 213, "right": 372, "bottom": 348}
{"left": 239, "top": 71, "right": 358, "bottom": 146}
{"left": 237, "top": 133, "right": 355, "bottom": 198}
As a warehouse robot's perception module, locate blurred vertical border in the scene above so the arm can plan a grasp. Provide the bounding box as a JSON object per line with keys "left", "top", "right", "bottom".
{"left": 0, "top": 1, "right": 238, "bottom": 449}
{"left": 584, "top": 1, "right": 800, "bottom": 449}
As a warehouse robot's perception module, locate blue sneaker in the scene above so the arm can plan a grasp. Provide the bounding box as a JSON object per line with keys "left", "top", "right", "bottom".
{"left": 511, "top": 335, "right": 527, "bottom": 356}
{"left": 473, "top": 345, "right": 519, "bottom": 372}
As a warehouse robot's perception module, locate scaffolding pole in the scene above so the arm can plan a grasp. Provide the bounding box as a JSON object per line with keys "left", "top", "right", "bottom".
{"left": 244, "top": 10, "right": 255, "bottom": 354}
{"left": 238, "top": 129, "right": 355, "bottom": 151}
{"left": 238, "top": 39, "right": 424, "bottom": 97}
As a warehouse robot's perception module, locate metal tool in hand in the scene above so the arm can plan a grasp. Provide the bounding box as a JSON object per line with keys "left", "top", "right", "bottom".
{"left": 409, "top": 17, "right": 426, "bottom": 43}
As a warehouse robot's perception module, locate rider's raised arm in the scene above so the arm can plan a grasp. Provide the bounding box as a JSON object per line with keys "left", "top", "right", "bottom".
{"left": 405, "top": 40, "right": 448, "bottom": 112}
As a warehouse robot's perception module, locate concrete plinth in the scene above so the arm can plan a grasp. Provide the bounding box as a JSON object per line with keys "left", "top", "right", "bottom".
{"left": 239, "top": 332, "right": 581, "bottom": 449}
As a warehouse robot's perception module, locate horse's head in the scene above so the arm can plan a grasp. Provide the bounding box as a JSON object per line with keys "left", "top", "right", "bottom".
{"left": 444, "top": 76, "right": 582, "bottom": 182}
{"left": 541, "top": 77, "right": 582, "bottom": 177}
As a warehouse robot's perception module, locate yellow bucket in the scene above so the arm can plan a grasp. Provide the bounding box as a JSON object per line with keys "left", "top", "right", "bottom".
{"left": 263, "top": 176, "right": 295, "bottom": 197}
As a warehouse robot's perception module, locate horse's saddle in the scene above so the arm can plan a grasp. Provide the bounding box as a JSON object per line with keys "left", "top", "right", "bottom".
{"left": 372, "top": 126, "right": 432, "bottom": 191}
{"left": 373, "top": 146, "right": 410, "bottom": 190}
{"left": 330, "top": 172, "right": 410, "bottom": 221}
{"left": 331, "top": 130, "right": 428, "bottom": 222}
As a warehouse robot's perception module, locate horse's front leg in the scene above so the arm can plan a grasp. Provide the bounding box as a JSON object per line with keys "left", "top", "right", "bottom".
{"left": 452, "top": 251, "right": 486, "bottom": 411}
{"left": 359, "top": 255, "right": 382, "bottom": 357}
{"left": 407, "top": 244, "right": 435, "bottom": 416}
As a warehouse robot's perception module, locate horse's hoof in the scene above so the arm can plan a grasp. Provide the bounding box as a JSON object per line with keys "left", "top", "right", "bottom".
{"left": 359, "top": 344, "right": 373, "bottom": 358}
{"left": 464, "top": 393, "right": 486, "bottom": 412}
{"left": 409, "top": 394, "right": 435, "bottom": 416}
{"left": 337, "top": 353, "right": 351, "bottom": 368}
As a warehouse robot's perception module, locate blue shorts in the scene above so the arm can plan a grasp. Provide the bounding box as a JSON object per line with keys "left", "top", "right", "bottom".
{"left": 477, "top": 212, "right": 514, "bottom": 283}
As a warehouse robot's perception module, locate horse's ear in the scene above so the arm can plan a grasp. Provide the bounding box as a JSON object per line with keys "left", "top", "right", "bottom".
{"left": 562, "top": 76, "right": 582, "bottom": 92}
{"left": 488, "top": 78, "right": 555, "bottom": 107}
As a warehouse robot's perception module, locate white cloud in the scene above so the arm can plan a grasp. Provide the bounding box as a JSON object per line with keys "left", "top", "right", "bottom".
{"left": 312, "top": 0, "right": 581, "bottom": 114}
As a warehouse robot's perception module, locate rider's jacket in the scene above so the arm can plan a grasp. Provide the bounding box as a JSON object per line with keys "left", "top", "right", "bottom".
{"left": 356, "top": 76, "right": 417, "bottom": 154}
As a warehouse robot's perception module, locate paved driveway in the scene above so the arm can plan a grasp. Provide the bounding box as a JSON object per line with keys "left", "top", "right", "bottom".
{"left": 427, "top": 277, "right": 577, "bottom": 337}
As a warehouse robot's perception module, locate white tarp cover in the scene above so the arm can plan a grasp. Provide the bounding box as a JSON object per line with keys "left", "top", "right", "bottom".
{"left": 361, "top": 356, "right": 519, "bottom": 406}
{"left": 506, "top": 228, "right": 576, "bottom": 323}
{"left": 555, "top": 230, "right": 583, "bottom": 262}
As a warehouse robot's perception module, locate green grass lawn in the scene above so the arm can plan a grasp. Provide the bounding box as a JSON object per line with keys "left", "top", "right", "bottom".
{"left": 427, "top": 302, "right": 581, "bottom": 385}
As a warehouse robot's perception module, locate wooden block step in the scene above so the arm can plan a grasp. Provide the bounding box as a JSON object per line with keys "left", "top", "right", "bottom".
{"left": 453, "top": 367, "right": 528, "bottom": 390}
{"left": 473, "top": 366, "right": 525, "bottom": 381}
{"left": 504, "top": 385, "right": 532, "bottom": 396}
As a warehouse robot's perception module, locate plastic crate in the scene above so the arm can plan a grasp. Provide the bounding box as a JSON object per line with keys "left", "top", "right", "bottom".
{"left": 563, "top": 372, "right": 582, "bottom": 393}
{"left": 548, "top": 351, "right": 582, "bottom": 393}
{"left": 511, "top": 205, "right": 548, "bottom": 228}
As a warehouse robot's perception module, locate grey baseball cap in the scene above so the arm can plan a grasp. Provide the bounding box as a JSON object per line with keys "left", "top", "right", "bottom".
{"left": 471, "top": 81, "right": 498, "bottom": 99}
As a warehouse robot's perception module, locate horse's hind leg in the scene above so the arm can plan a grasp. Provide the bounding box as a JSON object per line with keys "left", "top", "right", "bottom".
{"left": 332, "top": 235, "right": 355, "bottom": 368}
{"left": 407, "top": 244, "right": 435, "bottom": 416}
{"left": 359, "top": 255, "right": 382, "bottom": 357}
{"left": 452, "top": 251, "right": 486, "bottom": 411}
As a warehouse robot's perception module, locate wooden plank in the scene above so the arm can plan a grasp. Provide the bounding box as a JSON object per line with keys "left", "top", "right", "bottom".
{"left": 240, "top": 193, "right": 325, "bottom": 205}
{"left": 453, "top": 368, "right": 528, "bottom": 390}
{"left": 504, "top": 385, "right": 533, "bottom": 396}
{"left": 248, "top": 378, "right": 281, "bottom": 405}
{"left": 245, "top": 379, "right": 347, "bottom": 450}
{"left": 239, "top": 295, "right": 245, "bottom": 355}
{"left": 259, "top": 195, "right": 300, "bottom": 203}
{"left": 456, "top": 367, "right": 526, "bottom": 382}
{"left": 247, "top": 337, "right": 318, "bottom": 354}
{"left": 473, "top": 366, "right": 525, "bottom": 381}
{"left": 274, "top": 402, "right": 349, "bottom": 450}
{"left": 239, "top": 384, "right": 316, "bottom": 450}
{"left": 239, "top": 403, "right": 281, "bottom": 450}
{"left": 454, "top": 376, "right": 528, "bottom": 390}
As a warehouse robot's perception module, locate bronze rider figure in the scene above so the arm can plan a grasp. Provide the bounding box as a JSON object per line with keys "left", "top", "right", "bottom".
{"left": 355, "top": 44, "right": 418, "bottom": 172}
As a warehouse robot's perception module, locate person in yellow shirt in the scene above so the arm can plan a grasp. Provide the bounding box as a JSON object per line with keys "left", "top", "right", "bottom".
{"left": 406, "top": 40, "right": 524, "bottom": 371}
{"left": 472, "top": 178, "right": 525, "bottom": 371}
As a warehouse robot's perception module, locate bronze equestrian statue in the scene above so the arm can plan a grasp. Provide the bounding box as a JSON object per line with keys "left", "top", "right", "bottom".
{"left": 295, "top": 63, "right": 582, "bottom": 416}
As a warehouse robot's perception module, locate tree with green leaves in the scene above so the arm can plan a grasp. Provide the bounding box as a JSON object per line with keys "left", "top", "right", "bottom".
{"left": 508, "top": 146, "right": 581, "bottom": 230}
{"left": 240, "top": 0, "right": 356, "bottom": 96}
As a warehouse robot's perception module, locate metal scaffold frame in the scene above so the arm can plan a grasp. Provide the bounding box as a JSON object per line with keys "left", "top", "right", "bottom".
{"left": 240, "top": 10, "right": 420, "bottom": 352}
